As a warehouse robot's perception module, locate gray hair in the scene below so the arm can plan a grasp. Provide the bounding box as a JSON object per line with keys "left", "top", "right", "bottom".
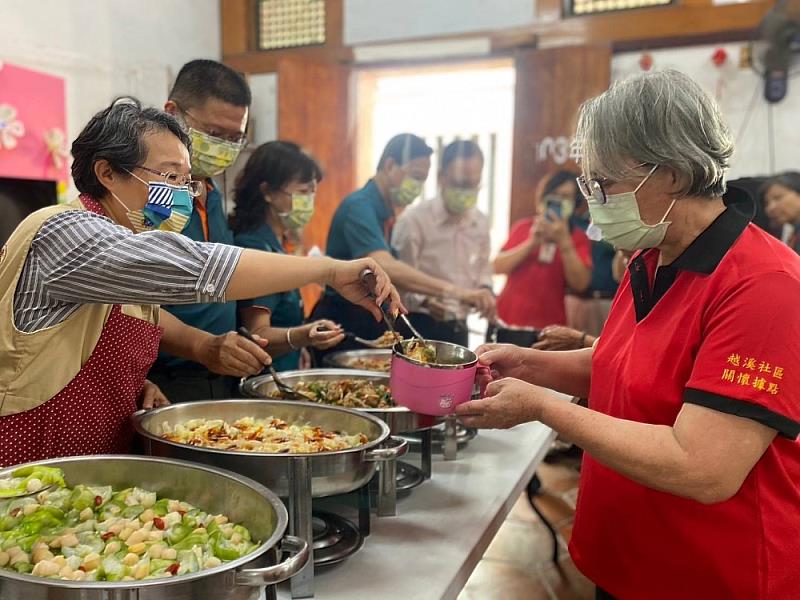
{"left": 575, "top": 69, "right": 734, "bottom": 198}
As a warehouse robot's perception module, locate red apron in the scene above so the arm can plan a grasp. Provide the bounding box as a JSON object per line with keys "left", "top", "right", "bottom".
{"left": 0, "top": 198, "right": 163, "bottom": 467}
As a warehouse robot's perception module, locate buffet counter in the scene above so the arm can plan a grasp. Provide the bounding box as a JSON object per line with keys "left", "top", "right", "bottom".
{"left": 278, "top": 394, "right": 567, "bottom": 600}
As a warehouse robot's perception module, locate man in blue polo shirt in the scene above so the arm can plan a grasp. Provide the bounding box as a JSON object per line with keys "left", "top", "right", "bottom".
{"left": 312, "top": 133, "right": 494, "bottom": 352}
{"left": 148, "top": 60, "right": 263, "bottom": 402}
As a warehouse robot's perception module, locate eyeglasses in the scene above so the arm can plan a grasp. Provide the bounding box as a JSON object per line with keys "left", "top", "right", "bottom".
{"left": 576, "top": 175, "right": 609, "bottom": 205}
{"left": 177, "top": 104, "right": 248, "bottom": 146}
{"left": 576, "top": 163, "right": 655, "bottom": 205}
{"left": 136, "top": 166, "right": 204, "bottom": 197}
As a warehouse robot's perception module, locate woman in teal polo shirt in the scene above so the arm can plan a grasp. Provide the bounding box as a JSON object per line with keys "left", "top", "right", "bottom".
{"left": 231, "top": 141, "right": 344, "bottom": 370}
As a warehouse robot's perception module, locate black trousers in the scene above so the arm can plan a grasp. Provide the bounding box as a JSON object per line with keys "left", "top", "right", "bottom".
{"left": 148, "top": 367, "right": 239, "bottom": 403}
{"left": 596, "top": 587, "right": 616, "bottom": 600}
{"left": 406, "top": 312, "right": 468, "bottom": 347}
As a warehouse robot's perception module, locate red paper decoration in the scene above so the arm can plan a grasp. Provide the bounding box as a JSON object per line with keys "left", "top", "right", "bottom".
{"left": 712, "top": 48, "right": 728, "bottom": 67}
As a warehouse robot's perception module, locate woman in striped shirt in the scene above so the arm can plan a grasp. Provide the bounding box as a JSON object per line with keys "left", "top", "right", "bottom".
{"left": 0, "top": 98, "right": 400, "bottom": 467}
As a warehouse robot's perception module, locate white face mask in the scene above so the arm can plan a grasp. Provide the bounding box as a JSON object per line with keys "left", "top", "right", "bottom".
{"left": 587, "top": 165, "right": 677, "bottom": 251}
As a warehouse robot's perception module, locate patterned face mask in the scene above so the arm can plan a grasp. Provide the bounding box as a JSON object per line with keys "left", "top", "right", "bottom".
{"left": 188, "top": 128, "right": 244, "bottom": 178}
{"left": 277, "top": 193, "right": 315, "bottom": 230}
{"left": 442, "top": 186, "right": 479, "bottom": 214}
{"left": 390, "top": 176, "right": 424, "bottom": 207}
{"left": 113, "top": 173, "right": 193, "bottom": 234}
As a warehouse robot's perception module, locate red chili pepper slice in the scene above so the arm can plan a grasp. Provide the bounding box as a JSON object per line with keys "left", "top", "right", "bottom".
{"left": 167, "top": 563, "right": 180, "bottom": 575}
{"left": 153, "top": 517, "right": 166, "bottom": 530}
{"left": 101, "top": 532, "right": 115, "bottom": 541}
{"left": 94, "top": 495, "right": 103, "bottom": 506}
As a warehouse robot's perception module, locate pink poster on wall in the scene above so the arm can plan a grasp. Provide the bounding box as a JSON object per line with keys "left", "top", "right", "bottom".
{"left": 0, "top": 61, "right": 68, "bottom": 183}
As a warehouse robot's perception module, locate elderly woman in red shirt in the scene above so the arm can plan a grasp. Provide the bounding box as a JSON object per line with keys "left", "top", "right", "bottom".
{"left": 458, "top": 70, "right": 800, "bottom": 599}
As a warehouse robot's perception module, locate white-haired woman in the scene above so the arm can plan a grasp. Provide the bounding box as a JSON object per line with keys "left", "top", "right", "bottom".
{"left": 457, "top": 70, "right": 800, "bottom": 599}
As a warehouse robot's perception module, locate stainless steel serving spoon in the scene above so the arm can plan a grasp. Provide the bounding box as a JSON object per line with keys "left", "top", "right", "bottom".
{"left": 237, "top": 327, "right": 307, "bottom": 401}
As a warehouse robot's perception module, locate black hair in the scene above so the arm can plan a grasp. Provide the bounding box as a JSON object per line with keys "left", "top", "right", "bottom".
{"left": 71, "top": 97, "right": 190, "bottom": 199}
{"left": 542, "top": 170, "right": 580, "bottom": 198}
{"left": 440, "top": 139, "right": 484, "bottom": 172}
{"left": 169, "top": 59, "right": 252, "bottom": 110}
{"left": 377, "top": 133, "right": 433, "bottom": 170}
{"left": 231, "top": 141, "right": 323, "bottom": 234}
{"left": 758, "top": 171, "right": 800, "bottom": 200}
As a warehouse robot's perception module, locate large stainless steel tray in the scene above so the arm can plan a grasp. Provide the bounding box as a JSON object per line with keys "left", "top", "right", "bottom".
{"left": 323, "top": 349, "right": 392, "bottom": 372}
{"left": 240, "top": 369, "right": 439, "bottom": 434}
{"left": 132, "top": 399, "right": 401, "bottom": 499}
{"left": 0, "top": 455, "right": 307, "bottom": 600}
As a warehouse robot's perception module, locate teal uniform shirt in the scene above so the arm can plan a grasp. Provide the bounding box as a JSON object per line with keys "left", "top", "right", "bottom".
{"left": 155, "top": 184, "right": 238, "bottom": 370}
{"left": 234, "top": 222, "right": 303, "bottom": 371}
{"left": 571, "top": 215, "right": 619, "bottom": 295}
{"left": 326, "top": 179, "right": 393, "bottom": 261}
{"left": 310, "top": 179, "right": 396, "bottom": 351}
{"left": 324, "top": 179, "right": 396, "bottom": 302}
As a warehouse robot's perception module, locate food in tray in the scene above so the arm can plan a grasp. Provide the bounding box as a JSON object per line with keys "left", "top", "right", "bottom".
{"left": 374, "top": 331, "right": 403, "bottom": 348}
{"left": 0, "top": 465, "right": 65, "bottom": 498}
{"left": 346, "top": 357, "right": 391, "bottom": 372}
{"left": 161, "top": 416, "right": 368, "bottom": 453}
{"left": 269, "top": 380, "right": 394, "bottom": 409}
{"left": 0, "top": 466, "right": 257, "bottom": 582}
{"left": 403, "top": 339, "right": 437, "bottom": 364}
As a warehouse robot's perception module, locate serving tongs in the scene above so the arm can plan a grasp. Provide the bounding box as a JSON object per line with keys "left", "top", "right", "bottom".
{"left": 237, "top": 327, "right": 307, "bottom": 401}
{"left": 360, "top": 269, "right": 407, "bottom": 355}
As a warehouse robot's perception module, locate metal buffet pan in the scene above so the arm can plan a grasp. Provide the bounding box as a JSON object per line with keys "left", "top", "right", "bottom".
{"left": 323, "top": 349, "right": 392, "bottom": 372}
{"left": 132, "top": 400, "right": 406, "bottom": 599}
{"left": 132, "top": 399, "right": 404, "bottom": 499}
{"left": 242, "top": 370, "right": 442, "bottom": 485}
{"left": 0, "top": 455, "right": 308, "bottom": 600}
{"left": 240, "top": 369, "right": 440, "bottom": 435}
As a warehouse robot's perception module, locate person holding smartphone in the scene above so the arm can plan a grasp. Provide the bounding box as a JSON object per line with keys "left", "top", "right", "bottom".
{"left": 493, "top": 170, "right": 592, "bottom": 328}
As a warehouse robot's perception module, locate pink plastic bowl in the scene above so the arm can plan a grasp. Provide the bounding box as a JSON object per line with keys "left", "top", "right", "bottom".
{"left": 389, "top": 341, "right": 478, "bottom": 416}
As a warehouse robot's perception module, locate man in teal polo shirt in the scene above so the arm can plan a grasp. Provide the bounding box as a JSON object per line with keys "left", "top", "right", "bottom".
{"left": 148, "top": 59, "right": 262, "bottom": 402}
{"left": 312, "top": 133, "right": 494, "bottom": 354}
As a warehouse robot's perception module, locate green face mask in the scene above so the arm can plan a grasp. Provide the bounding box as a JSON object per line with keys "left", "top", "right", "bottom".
{"left": 390, "top": 176, "right": 423, "bottom": 207}
{"left": 443, "top": 186, "right": 479, "bottom": 214}
{"left": 189, "top": 128, "right": 244, "bottom": 178}
{"left": 277, "top": 193, "right": 315, "bottom": 230}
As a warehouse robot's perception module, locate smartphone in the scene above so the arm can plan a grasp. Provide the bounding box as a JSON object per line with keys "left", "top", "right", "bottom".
{"left": 543, "top": 194, "right": 563, "bottom": 221}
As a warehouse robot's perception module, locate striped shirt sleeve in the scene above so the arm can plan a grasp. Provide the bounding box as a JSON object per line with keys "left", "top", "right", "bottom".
{"left": 31, "top": 210, "right": 242, "bottom": 306}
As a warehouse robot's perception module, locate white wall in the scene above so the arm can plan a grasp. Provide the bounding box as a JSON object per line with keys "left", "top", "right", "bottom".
{"left": 248, "top": 73, "right": 278, "bottom": 145}
{"left": 613, "top": 43, "right": 800, "bottom": 179}
{"left": 344, "top": 0, "right": 536, "bottom": 46}
{"left": 2, "top": 0, "right": 221, "bottom": 147}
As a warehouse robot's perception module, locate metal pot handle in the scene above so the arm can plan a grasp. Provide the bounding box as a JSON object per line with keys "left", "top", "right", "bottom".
{"left": 234, "top": 535, "right": 309, "bottom": 587}
{"left": 365, "top": 436, "right": 409, "bottom": 462}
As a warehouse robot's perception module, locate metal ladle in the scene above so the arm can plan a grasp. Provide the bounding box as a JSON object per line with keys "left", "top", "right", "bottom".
{"left": 237, "top": 327, "right": 307, "bottom": 401}
{"left": 0, "top": 483, "right": 56, "bottom": 499}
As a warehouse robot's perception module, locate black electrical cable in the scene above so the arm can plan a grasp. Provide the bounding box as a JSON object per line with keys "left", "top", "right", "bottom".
{"left": 767, "top": 102, "right": 776, "bottom": 174}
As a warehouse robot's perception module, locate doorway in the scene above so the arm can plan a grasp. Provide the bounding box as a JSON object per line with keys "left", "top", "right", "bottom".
{"left": 356, "top": 59, "right": 516, "bottom": 254}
